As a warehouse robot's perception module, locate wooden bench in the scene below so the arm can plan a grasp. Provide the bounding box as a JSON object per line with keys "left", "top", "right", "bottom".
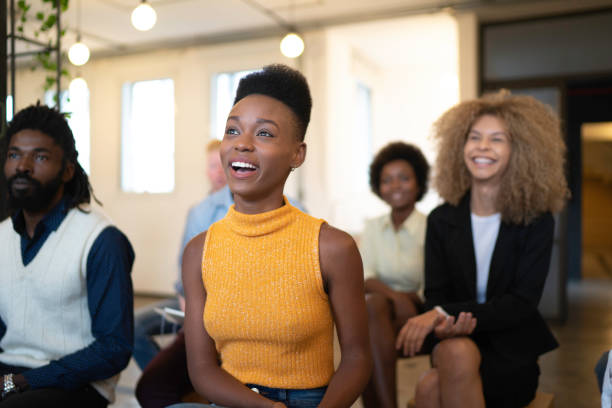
{"left": 181, "top": 391, "right": 209, "bottom": 404}
{"left": 525, "top": 392, "right": 554, "bottom": 408}
{"left": 407, "top": 391, "right": 554, "bottom": 408}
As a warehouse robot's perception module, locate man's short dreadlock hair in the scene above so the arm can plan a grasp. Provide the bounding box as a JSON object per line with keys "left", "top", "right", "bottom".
{"left": 1, "top": 103, "right": 93, "bottom": 211}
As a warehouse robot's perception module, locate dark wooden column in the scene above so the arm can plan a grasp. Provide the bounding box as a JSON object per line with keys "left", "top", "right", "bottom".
{"left": 1, "top": 0, "right": 8, "bottom": 220}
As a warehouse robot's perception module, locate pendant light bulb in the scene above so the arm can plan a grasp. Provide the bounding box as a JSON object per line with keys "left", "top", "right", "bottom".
{"left": 68, "top": 41, "right": 90, "bottom": 66}
{"left": 280, "top": 32, "right": 304, "bottom": 58}
{"left": 68, "top": 75, "right": 88, "bottom": 94}
{"left": 131, "top": 1, "right": 157, "bottom": 31}
{"left": 69, "top": 76, "right": 88, "bottom": 94}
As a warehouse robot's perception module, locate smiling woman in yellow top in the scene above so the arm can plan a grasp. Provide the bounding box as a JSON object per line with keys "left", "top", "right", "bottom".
{"left": 181, "top": 65, "right": 372, "bottom": 408}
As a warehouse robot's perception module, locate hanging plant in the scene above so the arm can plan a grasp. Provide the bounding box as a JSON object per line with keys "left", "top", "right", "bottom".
{"left": 16, "top": 0, "right": 69, "bottom": 36}
{"left": 15, "top": 0, "right": 70, "bottom": 93}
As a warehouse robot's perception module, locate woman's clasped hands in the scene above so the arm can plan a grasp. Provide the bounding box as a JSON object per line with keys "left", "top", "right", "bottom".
{"left": 395, "top": 310, "right": 477, "bottom": 357}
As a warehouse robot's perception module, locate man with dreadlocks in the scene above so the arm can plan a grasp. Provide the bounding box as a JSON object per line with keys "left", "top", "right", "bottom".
{"left": 0, "top": 104, "right": 135, "bottom": 407}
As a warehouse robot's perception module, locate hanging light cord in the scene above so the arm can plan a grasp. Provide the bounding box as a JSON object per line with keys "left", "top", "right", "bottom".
{"left": 76, "top": 0, "right": 82, "bottom": 42}
{"left": 290, "top": 0, "right": 295, "bottom": 29}
{"left": 239, "top": 0, "right": 294, "bottom": 31}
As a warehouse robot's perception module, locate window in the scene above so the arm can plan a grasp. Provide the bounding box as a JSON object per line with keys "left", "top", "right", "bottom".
{"left": 210, "top": 70, "right": 255, "bottom": 140}
{"left": 6, "top": 95, "right": 13, "bottom": 122}
{"left": 121, "top": 78, "right": 175, "bottom": 193}
{"left": 45, "top": 82, "right": 91, "bottom": 174}
{"left": 354, "top": 81, "right": 373, "bottom": 187}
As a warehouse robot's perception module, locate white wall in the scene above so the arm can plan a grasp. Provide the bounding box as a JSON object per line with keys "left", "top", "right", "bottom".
{"left": 14, "top": 38, "right": 302, "bottom": 295}
{"left": 319, "top": 13, "right": 462, "bottom": 234}
{"left": 12, "top": 12, "right": 477, "bottom": 293}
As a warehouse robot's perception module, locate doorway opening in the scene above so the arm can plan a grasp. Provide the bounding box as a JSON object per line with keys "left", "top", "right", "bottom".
{"left": 566, "top": 78, "right": 612, "bottom": 281}
{"left": 581, "top": 122, "right": 612, "bottom": 280}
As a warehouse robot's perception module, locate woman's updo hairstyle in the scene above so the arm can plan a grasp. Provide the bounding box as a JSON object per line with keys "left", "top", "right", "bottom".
{"left": 234, "top": 64, "right": 312, "bottom": 141}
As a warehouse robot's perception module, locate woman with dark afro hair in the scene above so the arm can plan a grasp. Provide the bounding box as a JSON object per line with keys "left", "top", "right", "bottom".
{"left": 396, "top": 91, "right": 568, "bottom": 408}
{"left": 360, "top": 141, "right": 430, "bottom": 408}
{"left": 180, "top": 64, "right": 371, "bottom": 408}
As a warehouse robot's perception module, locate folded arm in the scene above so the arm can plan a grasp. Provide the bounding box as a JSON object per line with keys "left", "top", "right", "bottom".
{"left": 426, "top": 214, "right": 554, "bottom": 333}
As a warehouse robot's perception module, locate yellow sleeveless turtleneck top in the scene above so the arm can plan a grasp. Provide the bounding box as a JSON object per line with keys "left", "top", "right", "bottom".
{"left": 202, "top": 198, "right": 334, "bottom": 389}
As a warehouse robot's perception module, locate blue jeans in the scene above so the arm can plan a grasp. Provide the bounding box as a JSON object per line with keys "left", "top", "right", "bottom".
{"left": 247, "top": 384, "right": 326, "bottom": 408}
{"left": 133, "top": 297, "right": 182, "bottom": 370}
{"left": 166, "top": 385, "right": 326, "bottom": 408}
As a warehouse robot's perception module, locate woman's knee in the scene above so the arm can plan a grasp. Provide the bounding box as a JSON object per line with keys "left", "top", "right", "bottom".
{"left": 415, "top": 369, "right": 440, "bottom": 400}
{"left": 432, "top": 337, "right": 481, "bottom": 375}
{"left": 365, "top": 293, "right": 391, "bottom": 319}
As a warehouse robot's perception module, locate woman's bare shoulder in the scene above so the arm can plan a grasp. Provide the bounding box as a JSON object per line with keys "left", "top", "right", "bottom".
{"left": 319, "top": 223, "right": 360, "bottom": 273}
{"left": 183, "top": 231, "right": 208, "bottom": 265}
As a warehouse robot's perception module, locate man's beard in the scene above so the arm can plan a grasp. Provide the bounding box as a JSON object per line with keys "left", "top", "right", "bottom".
{"left": 6, "top": 169, "right": 64, "bottom": 213}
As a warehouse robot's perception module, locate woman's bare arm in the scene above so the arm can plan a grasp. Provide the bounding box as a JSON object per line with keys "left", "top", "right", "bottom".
{"left": 182, "top": 232, "right": 285, "bottom": 408}
{"left": 318, "top": 223, "right": 373, "bottom": 408}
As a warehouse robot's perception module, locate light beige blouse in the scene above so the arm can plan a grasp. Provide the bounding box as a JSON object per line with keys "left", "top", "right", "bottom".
{"left": 359, "top": 210, "right": 427, "bottom": 297}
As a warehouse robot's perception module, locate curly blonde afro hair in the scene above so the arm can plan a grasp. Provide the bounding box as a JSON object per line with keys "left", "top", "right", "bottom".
{"left": 433, "top": 90, "right": 569, "bottom": 225}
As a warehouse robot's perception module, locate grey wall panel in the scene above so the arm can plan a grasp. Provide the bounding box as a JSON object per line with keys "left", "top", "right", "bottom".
{"left": 484, "top": 11, "right": 612, "bottom": 81}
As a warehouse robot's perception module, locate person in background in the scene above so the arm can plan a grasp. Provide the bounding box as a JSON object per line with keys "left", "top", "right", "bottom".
{"left": 180, "top": 64, "right": 372, "bottom": 408}
{"left": 206, "top": 139, "right": 227, "bottom": 193}
{"left": 0, "top": 104, "right": 134, "bottom": 407}
{"left": 133, "top": 139, "right": 225, "bottom": 372}
{"left": 397, "top": 91, "right": 569, "bottom": 408}
{"left": 596, "top": 350, "right": 612, "bottom": 408}
{"left": 134, "top": 139, "right": 225, "bottom": 408}
{"left": 360, "top": 142, "right": 430, "bottom": 408}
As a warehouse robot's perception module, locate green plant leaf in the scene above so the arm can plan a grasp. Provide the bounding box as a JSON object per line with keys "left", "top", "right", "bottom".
{"left": 45, "top": 76, "right": 57, "bottom": 91}
{"left": 17, "top": 0, "right": 72, "bottom": 95}
{"left": 44, "top": 14, "right": 57, "bottom": 28}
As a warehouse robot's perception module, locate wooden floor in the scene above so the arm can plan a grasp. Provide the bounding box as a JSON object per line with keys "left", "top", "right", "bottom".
{"left": 113, "top": 277, "right": 612, "bottom": 407}
{"left": 538, "top": 278, "right": 612, "bottom": 408}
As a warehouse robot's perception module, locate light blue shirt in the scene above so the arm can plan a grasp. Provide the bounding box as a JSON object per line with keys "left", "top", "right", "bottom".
{"left": 175, "top": 185, "right": 305, "bottom": 295}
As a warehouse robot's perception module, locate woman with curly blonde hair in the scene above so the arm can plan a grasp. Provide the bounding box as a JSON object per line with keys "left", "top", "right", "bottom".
{"left": 396, "top": 91, "right": 568, "bottom": 408}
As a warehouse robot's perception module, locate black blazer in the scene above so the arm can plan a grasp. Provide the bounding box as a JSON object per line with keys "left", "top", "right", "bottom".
{"left": 424, "top": 194, "right": 558, "bottom": 362}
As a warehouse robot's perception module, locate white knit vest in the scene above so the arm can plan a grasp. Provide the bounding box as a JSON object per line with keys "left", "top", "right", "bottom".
{"left": 0, "top": 207, "right": 119, "bottom": 402}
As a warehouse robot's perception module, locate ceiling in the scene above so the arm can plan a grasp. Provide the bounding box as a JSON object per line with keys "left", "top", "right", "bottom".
{"left": 7, "top": 0, "right": 612, "bottom": 60}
